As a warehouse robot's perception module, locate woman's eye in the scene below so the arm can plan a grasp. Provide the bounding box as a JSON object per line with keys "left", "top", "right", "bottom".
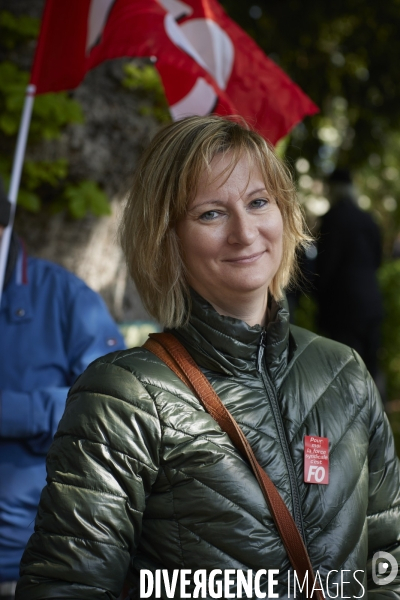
{"left": 250, "top": 198, "right": 268, "bottom": 208}
{"left": 199, "top": 210, "right": 220, "bottom": 221}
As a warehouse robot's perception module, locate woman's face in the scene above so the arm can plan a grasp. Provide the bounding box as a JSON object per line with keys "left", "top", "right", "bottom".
{"left": 176, "top": 152, "right": 283, "bottom": 311}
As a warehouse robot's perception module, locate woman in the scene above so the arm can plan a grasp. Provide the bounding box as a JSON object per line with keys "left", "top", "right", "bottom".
{"left": 17, "top": 116, "right": 400, "bottom": 599}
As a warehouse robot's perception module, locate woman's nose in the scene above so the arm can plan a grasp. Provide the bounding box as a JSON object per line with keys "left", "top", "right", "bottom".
{"left": 227, "top": 212, "right": 258, "bottom": 245}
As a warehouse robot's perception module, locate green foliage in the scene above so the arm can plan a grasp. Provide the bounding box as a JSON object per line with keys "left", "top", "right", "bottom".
{"left": 0, "top": 158, "right": 70, "bottom": 213}
{"left": 354, "top": 131, "right": 400, "bottom": 255}
{"left": 62, "top": 181, "right": 111, "bottom": 219}
{"left": 378, "top": 260, "right": 400, "bottom": 400}
{"left": 122, "top": 63, "right": 171, "bottom": 123}
{"left": 23, "top": 159, "right": 68, "bottom": 189}
{"left": 0, "top": 10, "right": 39, "bottom": 49}
{"left": 19, "top": 159, "right": 68, "bottom": 212}
{"left": 275, "top": 135, "right": 290, "bottom": 159}
{"left": 17, "top": 188, "right": 41, "bottom": 213}
{"left": 0, "top": 61, "right": 83, "bottom": 140}
{"left": 0, "top": 10, "right": 110, "bottom": 220}
{"left": 293, "top": 294, "right": 318, "bottom": 332}
{"left": 0, "top": 155, "right": 111, "bottom": 218}
{"left": 31, "top": 91, "right": 84, "bottom": 140}
{"left": 0, "top": 62, "right": 27, "bottom": 135}
{"left": 222, "top": 0, "right": 400, "bottom": 169}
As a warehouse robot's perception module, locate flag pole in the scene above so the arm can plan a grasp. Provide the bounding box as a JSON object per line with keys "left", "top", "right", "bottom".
{"left": 0, "top": 84, "right": 36, "bottom": 306}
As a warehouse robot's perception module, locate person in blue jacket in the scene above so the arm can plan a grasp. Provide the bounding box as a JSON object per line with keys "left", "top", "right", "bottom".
{"left": 0, "top": 192, "right": 126, "bottom": 598}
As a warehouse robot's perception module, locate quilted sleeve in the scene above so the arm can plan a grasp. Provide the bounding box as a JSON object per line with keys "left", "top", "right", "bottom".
{"left": 366, "top": 372, "right": 400, "bottom": 599}
{"left": 16, "top": 354, "right": 162, "bottom": 600}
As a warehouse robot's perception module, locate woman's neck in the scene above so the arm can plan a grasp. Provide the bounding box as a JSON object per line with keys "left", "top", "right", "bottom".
{"left": 198, "top": 289, "right": 269, "bottom": 327}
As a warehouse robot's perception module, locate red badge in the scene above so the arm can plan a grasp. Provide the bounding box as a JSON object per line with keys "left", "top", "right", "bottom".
{"left": 304, "top": 435, "right": 329, "bottom": 485}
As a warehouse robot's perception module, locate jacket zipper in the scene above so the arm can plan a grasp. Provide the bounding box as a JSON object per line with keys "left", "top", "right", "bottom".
{"left": 257, "top": 331, "right": 306, "bottom": 541}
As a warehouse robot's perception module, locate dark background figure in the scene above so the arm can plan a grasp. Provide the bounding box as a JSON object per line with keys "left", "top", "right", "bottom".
{"left": 0, "top": 184, "right": 126, "bottom": 599}
{"left": 315, "top": 168, "right": 383, "bottom": 382}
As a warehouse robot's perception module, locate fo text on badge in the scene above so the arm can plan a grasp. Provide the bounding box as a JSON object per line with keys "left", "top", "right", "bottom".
{"left": 304, "top": 435, "right": 329, "bottom": 484}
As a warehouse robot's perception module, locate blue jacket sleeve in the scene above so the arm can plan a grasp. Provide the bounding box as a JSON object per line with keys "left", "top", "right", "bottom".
{"left": 63, "top": 284, "right": 126, "bottom": 382}
{"left": 0, "top": 284, "right": 125, "bottom": 449}
{"left": 0, "top": 388, "right": 68, "bottom": 441}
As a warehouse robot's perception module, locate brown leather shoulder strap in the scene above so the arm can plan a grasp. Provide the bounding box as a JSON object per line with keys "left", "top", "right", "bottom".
{"left": 143, "top": 332, "right": 323, "bottom": 600}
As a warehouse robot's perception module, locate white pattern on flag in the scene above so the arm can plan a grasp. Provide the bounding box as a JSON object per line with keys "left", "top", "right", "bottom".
{"left": 179, "top": 18, "right": 234, "bottom": 89}
{"left": 87, "top": 0, "right": 116, "bottom": 53}
{"left": 163, "top": 8, "right": 234, "bottom": 119}
{"left": 157, "top": 0, "right": 193, "bottom": 20}
{"left": 170, "top": 77, "right": 217, "bottom": 119}
{"left": 164, "top": 13, "right": 209, "bottom": 72}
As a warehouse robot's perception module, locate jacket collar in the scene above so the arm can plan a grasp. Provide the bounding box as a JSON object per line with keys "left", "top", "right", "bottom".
{"left": 170, "top": 289, "right": 293, "bottom": 382}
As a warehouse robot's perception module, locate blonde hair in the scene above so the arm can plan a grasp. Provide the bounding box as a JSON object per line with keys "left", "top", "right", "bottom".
{"left": 120, "top": 115, "right": 310, "bottom": 328}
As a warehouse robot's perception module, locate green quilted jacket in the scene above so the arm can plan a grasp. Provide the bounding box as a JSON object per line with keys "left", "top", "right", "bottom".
{"left": 17, "top": 293, "right": 400, "bottom": 599}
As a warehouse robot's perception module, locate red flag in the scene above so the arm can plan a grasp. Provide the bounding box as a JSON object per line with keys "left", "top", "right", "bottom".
{"left": 31, "top": 0, "right": 318, "bottom": 144}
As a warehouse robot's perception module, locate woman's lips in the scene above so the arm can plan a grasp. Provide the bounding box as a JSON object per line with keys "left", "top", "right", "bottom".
{"left": 223, "top": 251, "right": 266, "bottom": 264}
